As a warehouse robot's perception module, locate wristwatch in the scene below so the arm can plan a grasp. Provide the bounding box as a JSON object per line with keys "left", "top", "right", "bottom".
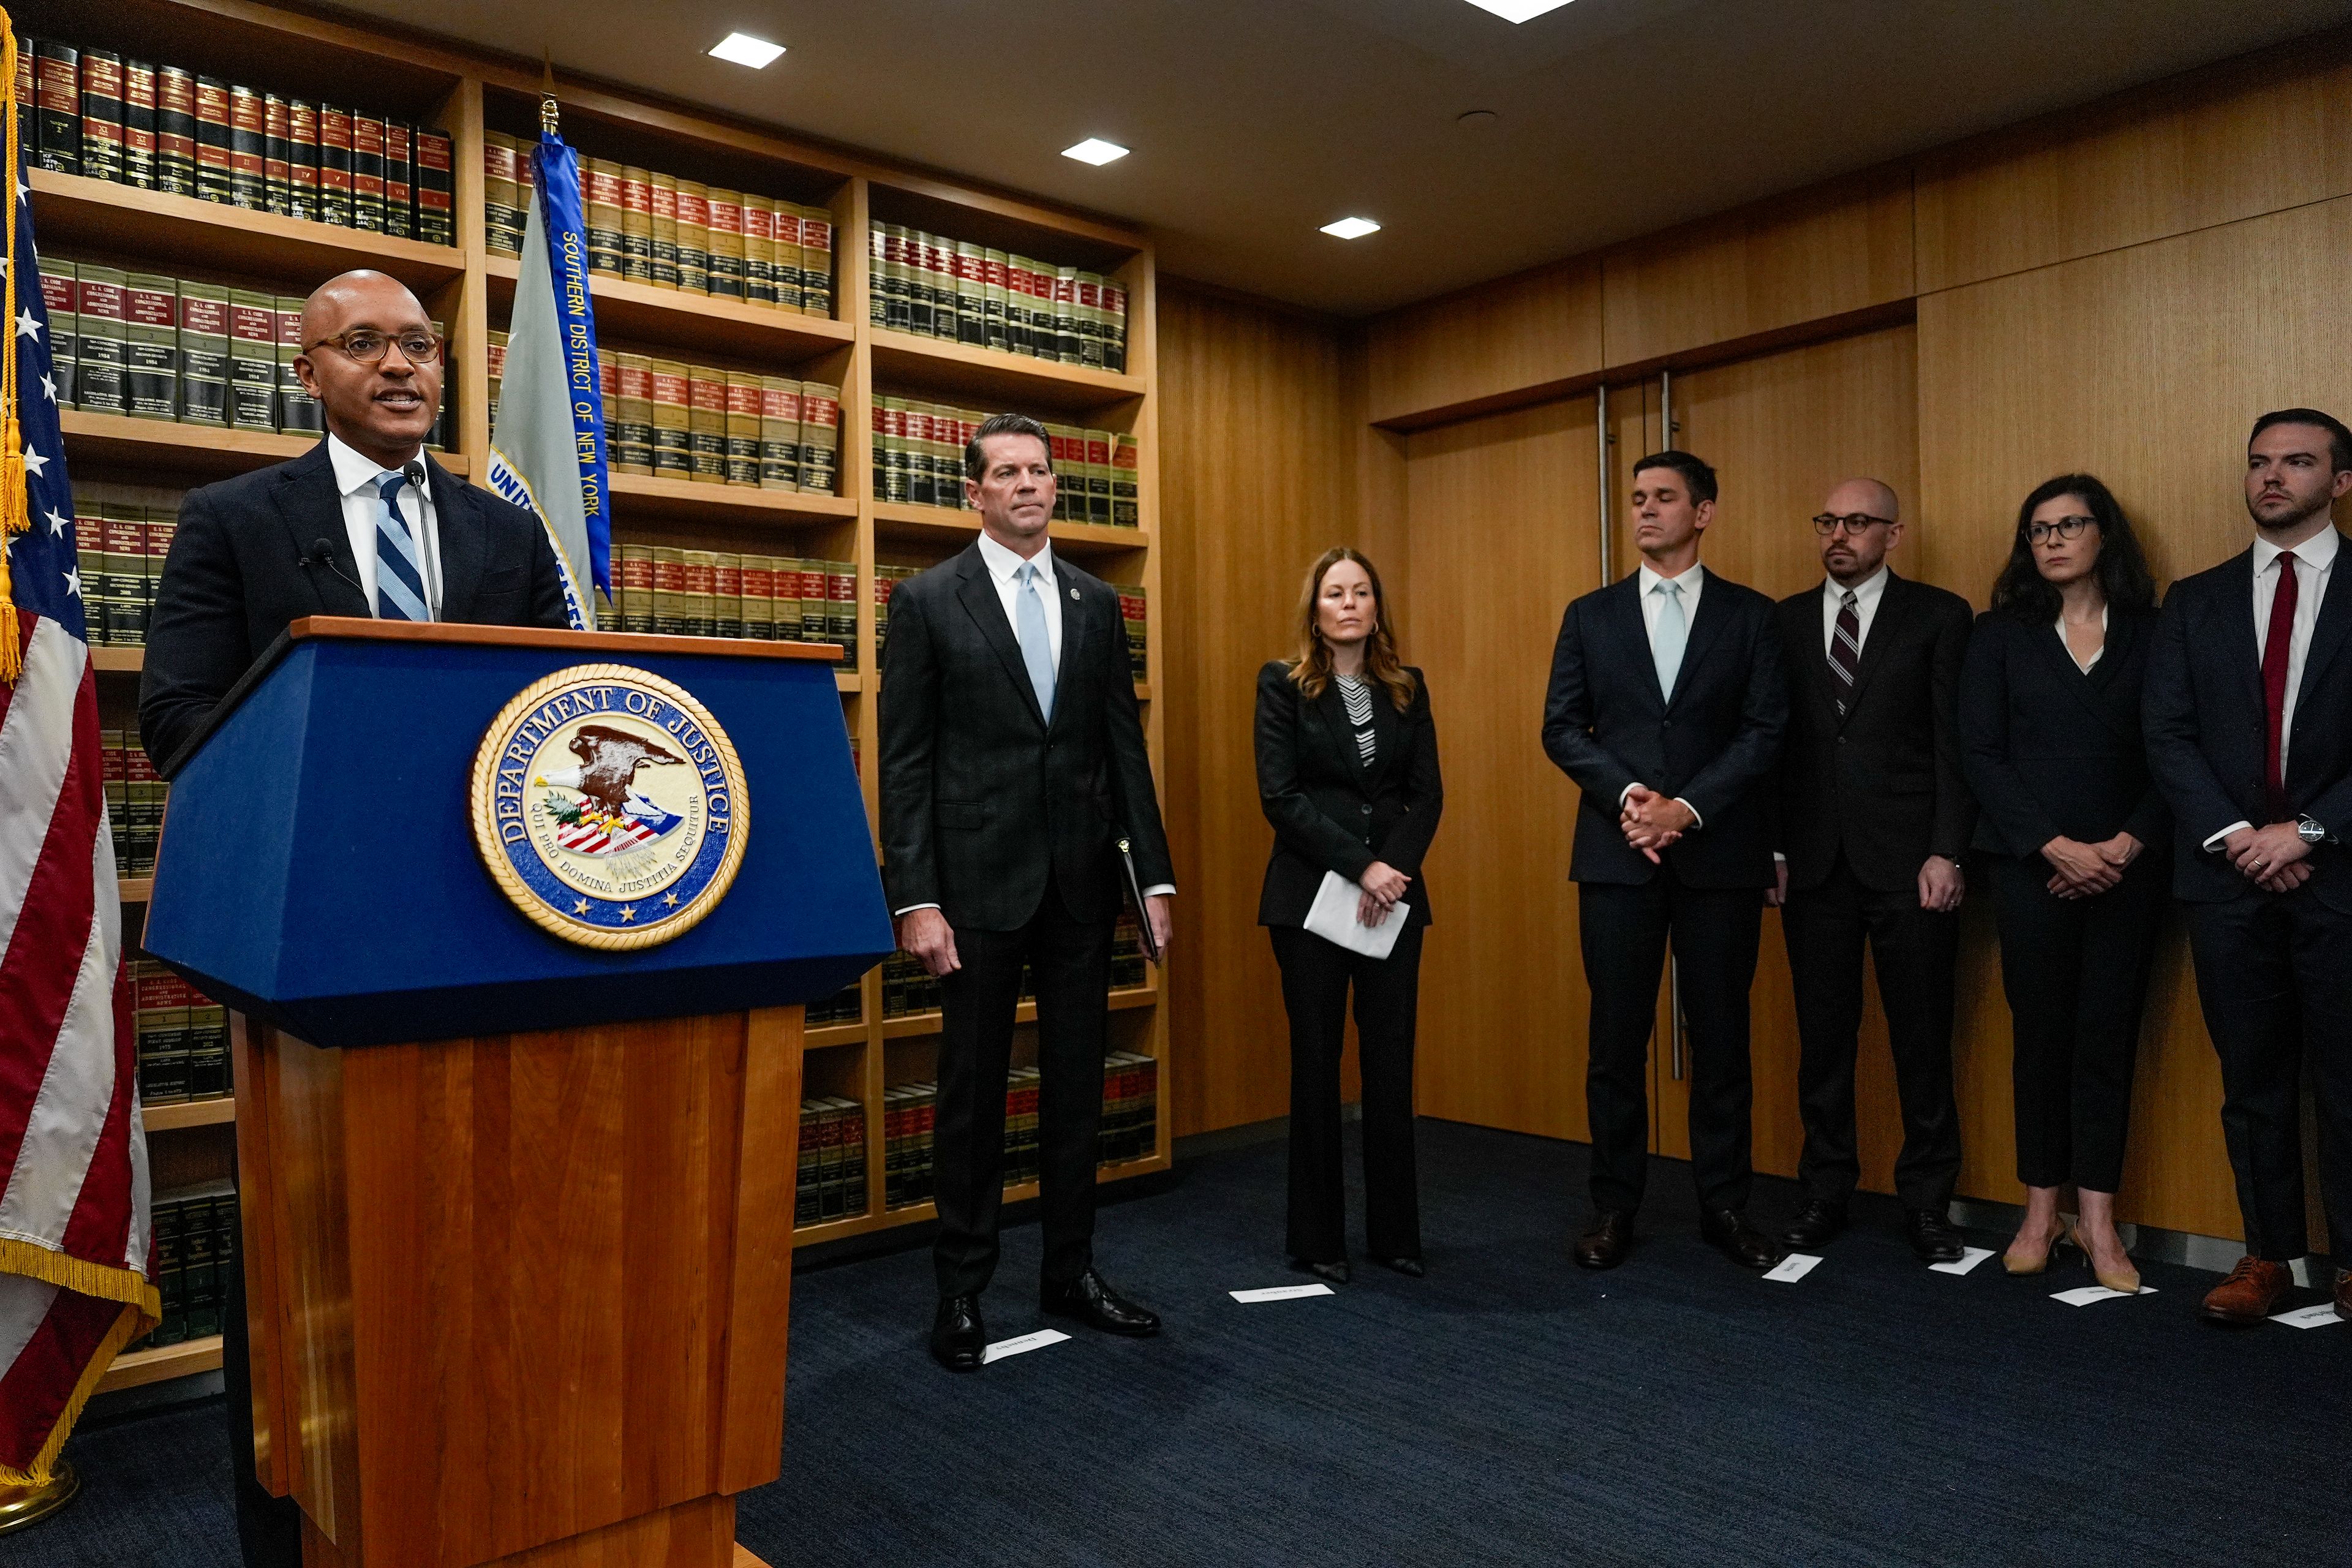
{"left": 2298, "top": 815, "right": 2328, "bottom": 846}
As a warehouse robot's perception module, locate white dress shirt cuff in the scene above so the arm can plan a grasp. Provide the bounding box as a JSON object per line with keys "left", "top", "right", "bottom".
{"left": 1675, "top": 798, "right": 1703, "bottom": 831}
{"left": 892, "top": 902, "right": 941, "bottom": 917}
{"left": 1140, "top": 884, "right": 1175, "bottom": 899}
{"left": 2202, "top": 823, "right": 2253, "bottom": 853}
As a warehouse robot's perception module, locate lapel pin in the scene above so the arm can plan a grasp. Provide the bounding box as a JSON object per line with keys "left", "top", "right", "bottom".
{"left": 1070, "top": 587, "right": 1080, "bottom": 601}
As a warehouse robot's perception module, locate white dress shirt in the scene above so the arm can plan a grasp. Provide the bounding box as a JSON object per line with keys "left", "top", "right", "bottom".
{"left": 1819, "top": 565, "right": 1889, "bottom": 660}
{"left": 327, "top": 432, "right": 442, "bottom": 619}
{"left": 2206, "top": 527, "right": 2340, "bottom": 847}
{"left": 2055, "top": 603, "right": 2108, "bottom": 674}
{"left": 975, "top": 529, "right": 1061, "bottom": 670}
{"left": 1624, "top": 560, "right": 1706, "bottom": 828}
{"left": 894, "top": 529, "right": 1173, "bottom": 914}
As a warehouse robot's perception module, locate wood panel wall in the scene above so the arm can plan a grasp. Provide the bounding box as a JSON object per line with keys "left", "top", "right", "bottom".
{"left": 1153, "top": 26, "right": 2352, "bottom": 1250}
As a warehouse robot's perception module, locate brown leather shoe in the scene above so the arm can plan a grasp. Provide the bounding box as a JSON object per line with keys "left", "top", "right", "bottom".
{"left": 1574, "top": 1209, "right": 1634, "bottom": 1270}
{"left": 2335, "top": 1268, "right": 2350, "bottom": 1323}
{"left": 2201, "top": 1256, "right": 2293, "bottom": 1324}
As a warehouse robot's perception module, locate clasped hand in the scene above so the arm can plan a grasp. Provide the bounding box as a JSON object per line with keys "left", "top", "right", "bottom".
{"left": 1357, "top": 861, "right": 1411, "bottom": 927}
{"left": 2220, "top": 823, "right": 2313, "bottom": 894}
{"left": 1620, "top": 785, "right": 1695, "bottom": 865}
{"left": 2041, "top": 832, "right": 2142, "bottom": 900}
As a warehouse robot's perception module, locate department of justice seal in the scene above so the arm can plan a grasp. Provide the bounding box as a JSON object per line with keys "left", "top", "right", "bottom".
{"left": 469, "top": 663, "right": 749, "bottom": 950}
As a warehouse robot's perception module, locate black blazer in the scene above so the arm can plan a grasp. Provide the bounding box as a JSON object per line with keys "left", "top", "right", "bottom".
{"left": 1771, "top": 573, "right": 1976, "bottom": 893}
{"left": 878, "top": 541, "right": 1174, "bottom": 932}
{"left": 1961, "top": 606, "right": 2168, "bottom": 860}
{"left": 2146, "top": 536, "right": 2352, "bottom": 910}
{"left": 1254, "top": 661, "right": 1442, "bottom": 929}
{"left": 1542, "top": 568, "right": 1787, "bottom": 888}
{"left": 138, "top": 440, "right": 568, "bottom": 774}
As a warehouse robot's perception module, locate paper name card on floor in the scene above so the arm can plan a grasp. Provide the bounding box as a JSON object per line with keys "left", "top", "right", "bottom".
{"left": 2052, "top": 1284, "right": 2156, "bottom": 1306}
{"left": 1929, "top": 1246, "right": 1995, "bottom": 1276}
{"left": 2270, "top": 1303, "right": 2345, "bottom": 1329}
{"left": 1763, "top": 1253, "right": 1822, "bottom": 1284}
{"left": 981, "top": 1329, "right": 1071, "bottom": 1364}
{"left": 1231, "top": 1284, "right": 1335, "bottom": 1303}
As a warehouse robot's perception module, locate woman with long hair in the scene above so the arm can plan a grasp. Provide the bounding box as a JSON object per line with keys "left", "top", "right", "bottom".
{"left": 1254, "top": 548, "right": 1442, "bottom": 1281}
{"left": 1959, "top": 473, "right": 2168, "bottom": 1292}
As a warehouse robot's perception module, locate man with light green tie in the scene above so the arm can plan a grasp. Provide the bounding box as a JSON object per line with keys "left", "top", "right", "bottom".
{"left": 1540, "top": 450, "right": 1789, "bottom": 1273}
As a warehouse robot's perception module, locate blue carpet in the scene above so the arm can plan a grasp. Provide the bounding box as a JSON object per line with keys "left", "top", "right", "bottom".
{"left": 8, "top": 1120, "right": 2345, "bottom": 1567}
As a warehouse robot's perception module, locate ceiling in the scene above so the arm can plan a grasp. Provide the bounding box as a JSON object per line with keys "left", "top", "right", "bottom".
{"left": 334, "top": 0, "right": 2352, "bottom": 317}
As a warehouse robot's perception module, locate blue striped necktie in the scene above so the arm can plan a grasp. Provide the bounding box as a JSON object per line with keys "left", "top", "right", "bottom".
{"left": 374, "top": 470, "right": 429, "bottom": 622}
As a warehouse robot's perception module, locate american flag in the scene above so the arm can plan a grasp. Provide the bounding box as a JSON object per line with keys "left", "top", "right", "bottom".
{"left": 0, "top": 130, "right": 157, "bottom": 1484}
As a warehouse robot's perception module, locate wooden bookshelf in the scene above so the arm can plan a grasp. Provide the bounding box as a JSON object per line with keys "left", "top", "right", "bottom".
{"left": 118, "top": 877, "right": 153, "bottom": 904}
{"left": 42, "top": 0, "right": 1169, "bottom": 1399}
{"left": 145, "top": 1097, "right": 235, "bottom": 1132}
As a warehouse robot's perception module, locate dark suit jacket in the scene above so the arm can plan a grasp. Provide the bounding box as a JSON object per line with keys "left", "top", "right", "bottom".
{"left": 1771, "top": 573, "right": 1975, "bottom": 893}
{"left": 138, "top": 441, "right": 568, "bottom": 773}
{"left": 1961, "top": 606, "right": 2168, "bottom": 859}
{"left": 1254, "top": 660, "right": 1442, "bottom": 929}
{"left": 1542, "top": 567, "right": 1787, "bottom": 888}
{"left": 2146, "top": 535, "right": 2352, "bottom": 910}
{"left": 878, "top": 541, "right": 1174, "bottom": 932}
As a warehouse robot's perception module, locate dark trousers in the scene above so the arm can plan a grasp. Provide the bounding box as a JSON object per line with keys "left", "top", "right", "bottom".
{"left": 1268, "top": 921, "right": 1425, "bottom": 1264}
{"left": 223, "top": 1167, "right": 302, "bottom": 1567}
{"left": 933, "top": 872, "right": 1114, "bottom": 1298}
{"left": 2184, "top": 886, "right": 2352, "bottom": 1262}
{"left": 1782, "top": 856, "right": 1962, "bottom": 1210}
{"left": 1989, "top": 852, "right": 2167, "bottom": 1193}
{"left": 1579, "top": 876, "right": 1763, "bottom": 1213}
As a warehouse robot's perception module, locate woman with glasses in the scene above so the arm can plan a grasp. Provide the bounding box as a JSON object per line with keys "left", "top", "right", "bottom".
{"left": 1958, "top": 475, "right": 2166, "bottom": 1291}
{"left": 1255, "top": 548, "right": 1442, "bottom": 1283}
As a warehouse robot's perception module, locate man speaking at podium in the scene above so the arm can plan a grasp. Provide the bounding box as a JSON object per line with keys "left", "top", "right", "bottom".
{"left": 140, "top": 269, "right": 568, "bottom": 772}
{"left": 881, "top": 412, "right": 1176, "bottom": 1373}
{"left": 139, "top": 268, "right": 567, "bottom": 1568}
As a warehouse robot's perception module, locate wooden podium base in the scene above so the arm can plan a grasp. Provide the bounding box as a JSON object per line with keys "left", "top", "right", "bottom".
{"left": 235, "top": 1008, "right": 804, "bottom": 1568}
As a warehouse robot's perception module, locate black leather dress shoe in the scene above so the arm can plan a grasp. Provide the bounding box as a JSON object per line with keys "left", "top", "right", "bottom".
{"left": 1574, "top": 1209, "right": 1635, "bottom": 1270}
{"left": 930, "top": 1294, "right": 985, "bottom": 1373}
{"left": 1780, "top": 1199, "right": 1849, "bottom": 1251}
{"left": 1294, "top": 1257, "right": 1349, "bottom": 1284}
{"left": 1041, "top": 1268, "right": 1161, "bottom": 1336}
{"left": 1701, "top": 1208, "right": 1782, "bottom": 1270}
{"left": 1376, "top": 1256, "right": 1425, "bottom": 1278}
{"left": 1905, "top": 1207, "right": 1966, "bottom": 1264}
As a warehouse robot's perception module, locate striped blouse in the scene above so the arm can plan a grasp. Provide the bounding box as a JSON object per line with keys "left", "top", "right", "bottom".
{"left": 1336, "top": 674, "right": 1376, "bottom": 765}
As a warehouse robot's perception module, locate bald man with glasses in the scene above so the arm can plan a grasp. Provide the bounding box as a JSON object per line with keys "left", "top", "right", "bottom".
{"left": 139, "top": 268, "right": 567, "bottom": 1568}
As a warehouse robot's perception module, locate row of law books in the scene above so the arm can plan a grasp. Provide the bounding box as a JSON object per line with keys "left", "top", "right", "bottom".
{"left": 796, "top": 1098, "right": 869, "bottom": 1227}
{"left": 102, "top": 733, "right": 167, "bottom": 879}
{"left": 128, "top": 957, "right": 230, "bottom": 1106}
{"left": 866, "top": 224, "right": 1127, "bottom": 372}
{"left": 807, "top": 984, "right": 864, "bottom": 1028}
{"left": 484, "top": 134, "right": 834, "bottom": 315}
{"left": 605, "top": 547, "right": 857, "bottom": 664}
{"left": 492, "top": 339, "right": 843, "bottom": 495}
{"left": 24, "top": 39, "right": 452, "bottom": 243}
{"left": 882, "top": 1053, "right": 1160, "bottom": 1210}
{"left": 43, "top": 260, "right": 448, "bottom": 447}
{"left": 873, "top": 396, "right": 1140, "bottom": 527}
{"left": 72, "top": 499, "right": 176, "bottom": 649}
{"left": 130, "top": 1184, "right": 237, "bottom": 1351}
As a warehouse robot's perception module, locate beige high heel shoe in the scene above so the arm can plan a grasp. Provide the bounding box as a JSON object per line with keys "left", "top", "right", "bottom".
{"left": 2076, "top": 1217, "right": 2140, "bottom": 1294}
{"left": 2002, "top": 1214, "right": 2072, "bottom": 1275}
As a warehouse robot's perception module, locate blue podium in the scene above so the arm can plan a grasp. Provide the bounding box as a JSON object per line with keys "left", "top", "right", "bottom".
{"left": 143, "top": 619, "right": 890, "bottom": 1568}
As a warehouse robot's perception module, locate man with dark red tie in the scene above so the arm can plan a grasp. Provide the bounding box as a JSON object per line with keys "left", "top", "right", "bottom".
{"left": 2146, "top": 409, "right": 2352, "bottom": 1325}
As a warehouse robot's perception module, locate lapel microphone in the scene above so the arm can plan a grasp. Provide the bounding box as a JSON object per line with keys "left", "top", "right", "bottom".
{"left": 300, "top": 537, "right": 365, "bottom": 598}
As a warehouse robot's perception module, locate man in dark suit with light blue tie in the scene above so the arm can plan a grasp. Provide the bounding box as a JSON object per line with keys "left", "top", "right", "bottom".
{"left": 880, "top": 413, "right": 1176, "bottom": 1371}
{"left": 1543, "top": 450, "right": 1788, "bottom": 1272}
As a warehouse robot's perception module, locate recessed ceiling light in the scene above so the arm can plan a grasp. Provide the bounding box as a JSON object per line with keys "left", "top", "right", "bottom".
{"left": 1061, "top": 138, "right": 1130, "bottom": 166}
{"left": 1464, "top": 0, "right": 1578, "bottom": 20}
{"left": 707, "top": 32, "right": 786, "bottom": 69}
{"left": 1320, "top": 217, "right": 1381, "bottom": 240}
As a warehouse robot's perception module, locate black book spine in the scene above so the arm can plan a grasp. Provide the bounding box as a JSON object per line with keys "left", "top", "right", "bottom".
{"left": 382, "top": 121, "right": 413, "bottom": 240}
{"left": 317, "top": 104, "right": 352, "bottom": 227}
{"left": 287, "top": 99, "right": 318, "bottom": 223}
{"left": 192, "top": 76, "right": 232, "bottom": 203}
{"left": 79, "top": 49, "right": 126, "bottom": 184}
{"left": 154, "top": 66, "right": 197, "bottom": 197}
{"left": 33, "top": 40, "right": 78, "bottom": 176}
{"left": 262, "top": 94, "right": 290, "bottom": 215}
{"left": 349, "top": 113, "right": 384, "bottom": 232}
{"left": 227, "top": 84, "right": 265, "bottom": 209}
{"left": 121, "top": 59, "right": 157, "bottom": 190}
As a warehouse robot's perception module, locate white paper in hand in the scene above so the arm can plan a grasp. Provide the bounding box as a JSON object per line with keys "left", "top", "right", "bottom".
{"left": 1304, "top": 871, "right": 1409, "bottom": 959}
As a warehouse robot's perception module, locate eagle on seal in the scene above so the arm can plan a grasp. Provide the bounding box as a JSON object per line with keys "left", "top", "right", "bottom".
{"left": 560, "top": 724, "right": 687, "bottom": 814}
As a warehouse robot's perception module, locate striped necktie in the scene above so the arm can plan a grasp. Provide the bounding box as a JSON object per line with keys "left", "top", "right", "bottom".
{"left": 374, "top": 470, "right": 429, "bottom": 622}
{"left": 1829, "top": 588, "right": 1860, "bottom": 715}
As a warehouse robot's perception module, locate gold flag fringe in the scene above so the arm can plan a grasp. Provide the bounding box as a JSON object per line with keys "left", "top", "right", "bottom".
{"left": 0, "top": 15, "right": 31, "bottom": 685}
